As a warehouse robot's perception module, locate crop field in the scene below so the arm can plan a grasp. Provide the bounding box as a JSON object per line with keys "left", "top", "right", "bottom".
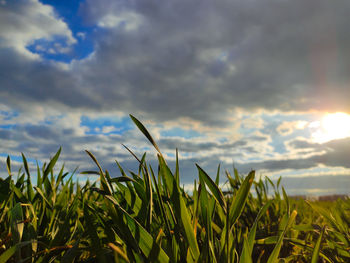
{"left": 0, "top": 116, "right": 349, "bottom": 262}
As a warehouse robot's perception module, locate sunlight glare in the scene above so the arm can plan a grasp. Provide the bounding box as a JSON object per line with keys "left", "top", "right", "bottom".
{"left": 311, "top": 112, "right": 350, "bottom": 143}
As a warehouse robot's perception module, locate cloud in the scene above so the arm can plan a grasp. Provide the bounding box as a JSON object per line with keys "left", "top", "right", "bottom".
{"left": 277, "top": 121, "right": 308, "bottom": 136}
{"left": 0, "top": 0, "right": 76, "bottom": 58}
{"left": 1, "top": 0, "right": 350, "bottom": 188}
{"left": 74, "top": 0, "right": 350, "bottom": 124}
{"left": 1, "top": 0, "right": 350, "bottom": 125}
{"left": 232, "top": 136, "right": 350, "bottom": 174}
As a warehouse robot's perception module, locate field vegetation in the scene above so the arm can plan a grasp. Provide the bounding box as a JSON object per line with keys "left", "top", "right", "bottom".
{"left": 0, "top": 115, "right": 349, "bottom": 262}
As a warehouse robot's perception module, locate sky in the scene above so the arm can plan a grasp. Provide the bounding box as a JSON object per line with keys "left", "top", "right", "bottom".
{"left": 1, "top": 0, "right": 350, "bottom": 196}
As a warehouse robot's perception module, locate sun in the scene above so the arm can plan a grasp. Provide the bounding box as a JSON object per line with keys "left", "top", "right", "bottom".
{"left": 311, "top": 112, "right": 350, "bottom": 143}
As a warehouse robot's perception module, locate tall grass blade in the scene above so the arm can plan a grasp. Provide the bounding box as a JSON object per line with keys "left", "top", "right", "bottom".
{"left": 311, "top": 226, "right": 325, "bottom": 263}
{"left": 196, "top": 164, "right": 226, "bottom": 212}
{"left": 267, "top": 210, "right": 297, "bottom": 263}
{"left": 104, "top": 195, "right": 170, "bottom": 263}
{"left": 130, "top": 114, "right": 162, "bottom": 155}
{"left": 229, "top": 170, "right": 255, "bottom": 226}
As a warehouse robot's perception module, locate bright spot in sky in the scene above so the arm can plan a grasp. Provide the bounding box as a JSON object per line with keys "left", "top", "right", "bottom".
{"left": 311, "top": 112, "right": 350, "bottom": 143}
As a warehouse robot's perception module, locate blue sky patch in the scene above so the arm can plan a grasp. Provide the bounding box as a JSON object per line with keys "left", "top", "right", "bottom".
{"left": 80, "top": 115, "right": 133, "bottom": 135}
{"left": 31, "top": 0, "right": 95, "bottom": 62}
{"left": 0, "top": 153, "right": 39, "bottom": 165}
{"left": 0, "top": 124, "right": 16, "bottom": 130}
{"left": 0, "top": 110, "right": 19, "bottom": 121}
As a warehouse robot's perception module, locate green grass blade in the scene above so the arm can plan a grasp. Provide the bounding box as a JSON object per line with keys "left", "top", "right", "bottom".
{"left": 85, "top": 150, "right": 113, "bottom": 195}
{"left": 22, "top": 153, "right": 35, "bottom": 202}
{"left": 6, "top": 155, "right": 11, "bottom": 176}
{"left": 267, "top": 210, "right": 297, "bottom": 263}
{"left": 215, "top": 164, "right": 221, "bottom": 185}
{"left": 158, "top": 155, "right": 200, "bottom": 261}
{"left": 104, "top": 195, "right": 170, "bottom": 263}
{"left": 0, "top": 241, "right": 34, "bottom": 263}
{"left": 149, "top": 165, "right": 172, "bottom": 236}
{"left": 246, "top": 201, "right": 272, "bottom": 256}
{"left": 229, "top": 170, "right": 255, "bottom": 226}
{"left": 175, "top": 148, "right": 179, "bottom": 185}
{"left": 130, "top": 114, "right": 162, "bottom": 154}
{"left": 196, "top": 164, "right": 226, "bottom": 212}
{"left": 42, "top": 147, "right": 61, "bottom": 182}
{"left": 282, "top": 186, "right": 290, "bottom": 216}
{"left": 311, "top": 226, "right": 325, "bottom": 263}
{"left": 239, "top": 235, "right": 253, "bottom": 263}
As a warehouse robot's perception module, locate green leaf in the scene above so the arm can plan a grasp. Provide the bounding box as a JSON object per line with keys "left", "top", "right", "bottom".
{"left": 42, "top": 147, "right": 61, "bottom": 182}
{"left": 149, "top": 165, "right": 172, "bottom": 236}
{"left": 22, "top": 153, "right": 35, "bottom": 202}
{"left": 85, "top": 150, "right": 113, "bottom": 195}
{"left": 159, "top": 155, "right": 200, "bottom": 261}
{"left": 196, "top": 164, "right": 226, "bottom": 212}
{"left": 84, "top": 206, "right": 107, "bottom": 263}
{"left": 104, "top": 195, "right": 170, "bottom": 263}
{"left": 6, "top": 155, "right": 11, "bottom": 176}
{"left": 0, "top": 177, "right": 11, "bottom": 202}
{"left": 11, "top": 203, "right": 24, "bottom": 244}
{"left": 130, "top": 114, "right": 162, "bottom": 154}
{"left": 267, "top": 210, "right": 297, "bottom": 263}
{"left": 0, "top": 241, "right": 34, "bottom": 263}
{"left": 34, "top": 187, "right": 53, "bottom": 209}
{"left": 244, "top": 201, "right": 272, "bottom": 260}
{"left": 282, "top": 186, "right": 290, "bottom": 216}
{"left": 311, "top": 226, "right": 325, "bottom": 263}
{"left": 110, "top": 176, "right": 137, "bottom": 184}
{"left": 239, "top": 235, "right": 253, "bottom": 263}
{"left": 229, "top": 170, "right": 255, "bottom": 227}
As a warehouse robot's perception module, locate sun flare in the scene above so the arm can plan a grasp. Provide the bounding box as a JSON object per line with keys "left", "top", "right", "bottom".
{"left": 311, "top": 112, "right": 350, "bottom": 143}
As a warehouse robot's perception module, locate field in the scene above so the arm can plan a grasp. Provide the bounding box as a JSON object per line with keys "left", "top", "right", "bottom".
{"left": 0, "top": 116, "right": 349, "bottom": 262}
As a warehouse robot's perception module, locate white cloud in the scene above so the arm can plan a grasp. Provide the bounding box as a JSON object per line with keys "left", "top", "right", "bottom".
{"left": 97, "top": 12, "right": 143, "bottom": 31}
{"left": 0, "top": 0, "right": 76, "bottom": 58}
{"left": 76, "top": 32, "right": 86, "bottom": 40}
{"left": 277, "top": 121, "right": 308, "bottom": 136}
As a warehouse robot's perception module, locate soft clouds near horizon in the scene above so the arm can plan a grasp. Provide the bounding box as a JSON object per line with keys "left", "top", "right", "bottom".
{"left": 1, "top": 0, "right": 350, "bottom": 195}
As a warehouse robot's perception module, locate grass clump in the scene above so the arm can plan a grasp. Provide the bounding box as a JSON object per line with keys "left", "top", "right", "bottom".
{"left": 0, "top": 115, "right": 349, "bottom": 262}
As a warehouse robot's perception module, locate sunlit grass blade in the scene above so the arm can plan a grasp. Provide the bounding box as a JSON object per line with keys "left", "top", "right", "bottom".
{"left": 196, "top": 164, "right": 226, "bottom": 212}
{"left": 42, "top": 147, "right": 61, "bottom": 182}
{"left": 239, "top": 235, "right": 253, "bottom": 263}
{"left": 229, "top": 170, "right": 255, "bottom": 226}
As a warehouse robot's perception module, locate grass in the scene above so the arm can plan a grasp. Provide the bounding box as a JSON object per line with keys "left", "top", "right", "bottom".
{"left": 0, "top": 114, "right": 349, "bottom": 262}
